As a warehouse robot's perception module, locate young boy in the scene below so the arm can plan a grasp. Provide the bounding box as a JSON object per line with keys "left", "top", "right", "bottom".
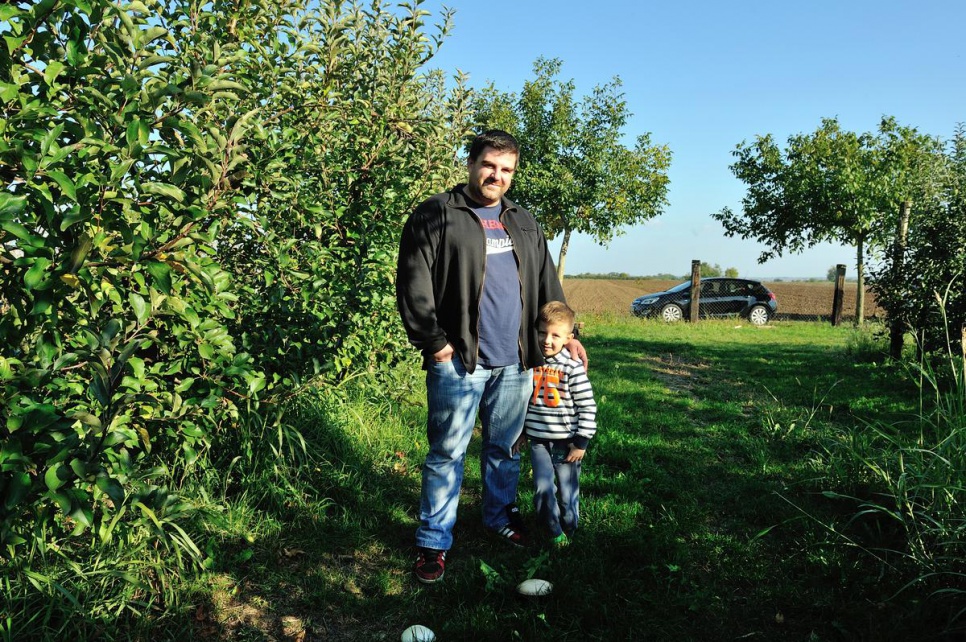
{"left": 515, "top": 301, "right": 598, "bottom": 547}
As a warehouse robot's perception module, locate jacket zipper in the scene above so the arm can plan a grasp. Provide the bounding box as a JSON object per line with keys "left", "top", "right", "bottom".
{"left": 501, "top": 208, "right": 526, "bottom": 366}
{"left": 472, "top": 210, "right": 486, "bottom": 367}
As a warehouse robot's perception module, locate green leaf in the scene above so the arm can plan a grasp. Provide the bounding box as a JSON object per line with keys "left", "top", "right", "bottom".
{"left": 65, "top": 234, "right": 92, "bottom": 272}
{"left": 141, "top": 25, "right": 168, "bottom": 45}
{"left": 24, "top": 257, "right": 51, "bottom": 289}
{"left": 141, "top": 182, "right": 186, "bottom": 202}
{"left": 45, "top": 462, "right": 68, "bottom": 491}
{"left": 100, "top": 319, "right": 122, "bottom": 345}
{"left": 95, "top": 475, "right": 125, "bottom": 505}
{"left": 130, "top": 292, "right": 149, "bottom": 323}
{"left": 41, "top": 123, "right": 65, "bottom": 157}
{"left": 69, "top": 458, "right": 87, "bottom": 479}
{"left": 49, "top": 490, "right": 72, "bottom": 514}
{"left": 138, "top": 54, "right": 174, "bottom": 70}
{"left": 3, "top": 472, "right": 31, "bottom": 510}
{"left": 126, "top": 120, "right": 142, "bottom": 150}
{"left": 47, "top": 170, "right": 78, "bottom": 201}
{"left": 70, "top": 504, "right": 93, "bottom": 532}
{"left": 43, "top": 60, "right": 65, "bottom": 86}
{"left": 90, "top": 367, "right": 111, "bottom": 406}
{"left": 0, "top": 81, "right": 18, "bottom": 103}
{"left": 25, "top": 403, "right": 61, "bottom": 431}
{"left": 128, "top": 356, "right": 145, "bottom": 380}
{"left": 71, "top": 412, "right": 102, "bottom": 429}
{"left": 66, "top": 37, "right": 83, "bottom": 66}
{"left": 5, "top": 35, "right": 28, "bottom": 55}
{"left": 29, "top": 292, "right": 53, "bottom": 315}
{"left": 0, "top": 192, "right": 27, "bottom": 217}
{"left": 0, "top": 356, "right": 20, "bottom": 380}
{"left": 145, "top": 260, "right": 172, "bottom": 293}
{"left": 207, "top": 79, "right": 249, "bottom": 93}
{"left": 60, "top": 207, "right": 91, "bottom": 231}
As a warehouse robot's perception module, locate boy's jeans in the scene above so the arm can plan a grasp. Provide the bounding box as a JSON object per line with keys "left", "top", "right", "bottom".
{"left": 530, "top": 439, "right": 581, "bottom": 537}
{"left": 416, "top": 356, "right": 532, "bottom": 551}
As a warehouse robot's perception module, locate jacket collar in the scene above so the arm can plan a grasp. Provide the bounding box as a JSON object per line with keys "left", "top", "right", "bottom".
{"left": 449, "top": 184, "right": 518, "bottom": 214}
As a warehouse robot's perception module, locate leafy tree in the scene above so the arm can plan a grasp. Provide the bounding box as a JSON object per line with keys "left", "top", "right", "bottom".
{"left": 714, "top": 117, "right": 945, "bottom": 324}
{"left": 725, "top": 267, "right": 739, "bottom": 278}
{"left": 473, "top": 57, "right": 671, "bottom": 282}
{"left": 1, "top": 0, "right": 259, "bottom": 563}
{"left": 0, "top": 0, "right": 470, "bottom": 625}
{"left": 868, "top": 126, "right": 964, "bottom": 355}
{"left": 700, "top": 262, "right": 723, "bottom": 277}
{"left": 208, "top": 1, "right": 471, "bottom": 384}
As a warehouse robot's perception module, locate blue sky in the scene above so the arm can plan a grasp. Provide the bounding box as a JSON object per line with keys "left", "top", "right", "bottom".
{"left": 417, "top": 0, "right": 966, "bottom": 279}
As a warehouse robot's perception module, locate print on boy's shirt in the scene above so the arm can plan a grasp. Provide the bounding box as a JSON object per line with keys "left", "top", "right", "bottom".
{"left": 532, "top": 365, "right": 564, "bottom": 408}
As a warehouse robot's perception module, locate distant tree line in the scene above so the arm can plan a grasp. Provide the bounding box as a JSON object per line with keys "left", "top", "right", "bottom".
{"left": 568, "top": 263, "right": 738, "bottom": 281}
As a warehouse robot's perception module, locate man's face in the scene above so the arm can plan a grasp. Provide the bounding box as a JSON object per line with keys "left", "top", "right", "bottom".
{"left": 538, "top": 320, "right": 573, "bottom": 358}
{"left": 465, "top": 146, "right": 517, "bottom": 207}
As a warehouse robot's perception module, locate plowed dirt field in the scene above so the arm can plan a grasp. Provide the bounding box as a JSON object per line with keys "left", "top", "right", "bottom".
{"left": 563, "top": 278, "right": 884, "bottom": 321}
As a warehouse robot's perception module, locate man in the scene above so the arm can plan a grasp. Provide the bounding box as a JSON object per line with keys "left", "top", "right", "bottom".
{"left": 396, "top": 130, "right": 584, "bottom": 584}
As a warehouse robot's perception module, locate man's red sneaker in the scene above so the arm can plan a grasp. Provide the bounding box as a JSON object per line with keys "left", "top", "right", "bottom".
{"left": 414, "top": 547, "right": 446, "bottom": 584}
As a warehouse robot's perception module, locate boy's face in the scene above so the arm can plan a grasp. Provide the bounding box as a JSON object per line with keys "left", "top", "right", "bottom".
{"left": 538, "top": 319, "right": 574, "bottom": 358}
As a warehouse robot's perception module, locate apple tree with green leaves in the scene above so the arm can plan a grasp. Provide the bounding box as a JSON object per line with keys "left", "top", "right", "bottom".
{"left": 0, "top": 0, "right": 470, "bottom": 609}
{"left": 473, "top": 57, "right": 671, "bottom": 282}
{"left": 868, "top": 125, "right": 965, "bottom": 355}
{"left": 210, "top": 1, "right": 471, "bottom": 383}
{"left": 714, "top": 117, "right": 945, "bottom": 325}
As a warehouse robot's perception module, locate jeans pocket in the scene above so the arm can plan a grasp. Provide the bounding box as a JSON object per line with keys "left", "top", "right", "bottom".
{"left": 431, "top": 352, "right": 464, "bottom": 373}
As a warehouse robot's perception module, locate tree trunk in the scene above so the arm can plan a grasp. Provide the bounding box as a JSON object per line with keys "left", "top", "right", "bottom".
{"left": 556, "top": 227, "right": 571, "bottom": 284}
{"left": 889, "top": 201, "right": 911, "bottom": 359}
{"left": 854, "top": 237, "right": 865, "bottom": 327}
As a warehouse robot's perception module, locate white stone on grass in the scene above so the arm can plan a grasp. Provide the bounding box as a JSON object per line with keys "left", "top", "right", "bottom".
{"left": 516, "top": 578, "right": 553, "bottom": 596}
{"left": 400, "top": 624, "right": 436, "bottom": 642}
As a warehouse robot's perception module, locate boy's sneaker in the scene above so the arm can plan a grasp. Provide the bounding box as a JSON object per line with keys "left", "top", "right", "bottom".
{"left": 506, "top": 503, "right": 526, "bottom": 530}
{"left": 550, "top": 533, "right": 570, "bottom": 548}
{"left": 494, "top": 523, "right": 528, "bottom": 548}
{"left": 492, "top": 503, "right": 529, "bottom": 548}
{"left": 414, "top": 547, "right": 446, "bottom": 584}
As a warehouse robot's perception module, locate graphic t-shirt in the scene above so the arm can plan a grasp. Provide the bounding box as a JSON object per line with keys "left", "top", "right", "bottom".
{"left": 473, "top": 202, "right": 522, "bottom": 368}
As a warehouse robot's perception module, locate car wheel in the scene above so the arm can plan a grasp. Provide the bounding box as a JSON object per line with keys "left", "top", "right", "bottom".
{"left": 660, "top": 303, "right": 684, "bottom": 322}
{"left": 748, "top": 304, "right": 770, "bottom": 326}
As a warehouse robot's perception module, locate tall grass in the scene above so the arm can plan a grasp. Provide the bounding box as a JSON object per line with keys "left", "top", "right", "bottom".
{"left": 1, "top": 479, "right": 214, "bottom": 641}
{"left": 817, "top": 307, "right": 966, "bottom": 623}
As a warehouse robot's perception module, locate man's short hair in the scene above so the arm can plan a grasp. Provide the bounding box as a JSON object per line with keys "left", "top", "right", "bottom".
{"left": 468, "top": 129, "right": 519, "bottom": 162}
{"left": 539, "top": 300, "right": 576, "bottom": 328}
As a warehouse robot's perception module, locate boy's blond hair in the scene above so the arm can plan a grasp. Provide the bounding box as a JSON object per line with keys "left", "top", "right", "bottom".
{"left": 539, "top": 300, "right": 576, "bottom": 329}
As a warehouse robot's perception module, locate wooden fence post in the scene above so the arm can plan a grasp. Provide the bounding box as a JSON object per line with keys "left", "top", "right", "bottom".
{"left": 689, "top": 260, "right": 701, "bottom": 323}
{"left": 831, "top": 264, "right": 846, "bottom": 326}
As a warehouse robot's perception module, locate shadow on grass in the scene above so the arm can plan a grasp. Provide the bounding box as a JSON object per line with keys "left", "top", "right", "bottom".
{"left": 188, "top": 326, "right": 960, "bottom": 642}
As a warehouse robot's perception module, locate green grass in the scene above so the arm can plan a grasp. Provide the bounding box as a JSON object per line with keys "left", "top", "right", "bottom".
{"left": 7, "top": 318, "right": 966, "bottom": 641}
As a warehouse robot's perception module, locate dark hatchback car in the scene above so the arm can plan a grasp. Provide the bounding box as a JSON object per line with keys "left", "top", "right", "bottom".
{"left": 630, "top": 277, "right": 778, "bottom": 325}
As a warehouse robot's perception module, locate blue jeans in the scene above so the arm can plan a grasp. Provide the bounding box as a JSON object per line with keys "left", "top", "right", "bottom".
{"left": 416, "top": 356, "right": 533, "bottom": 551}
{"left": 530, "top": 439, "right": 581, "bottom": 537}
